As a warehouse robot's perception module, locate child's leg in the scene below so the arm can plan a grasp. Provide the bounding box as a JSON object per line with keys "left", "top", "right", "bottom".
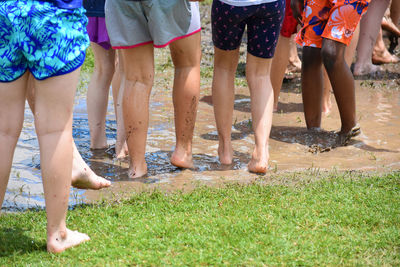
{"left": 322, "top": 24, "right": 360, "bottom": 115}
{"left": 26, "top": 75, "right": 110, "bottom": 190}
{"left": 71, "top": 141, "right": 111, "bottom": 189}
{"left": 169, "top": 32, "right": 201, "bottom": 168}
{"left": 0, "top": 73, "right": 28, "bottom": 208}
{"left": 301, "top": 47, "right": 324, "bottom": 129}
{"left": 121, "top": 44, "right": 154, "bottom": 178}
{"left": 33, "top": 69, "right": 89, "bottom": 253}
{"left": 353, "top": 0, "right": 390, "bottom": 75}
{"left": 212, "top": 47, "right": 240, "bottom": 165}
{"left": 271, "top": 35, "right": 291, "bottom": 111}
{"left": 288, "top": 38, "right": 302, "bottom": 71}
{"left": 321, "top": 39, "right": 357, "bottom": 133}
{"left": 111, "top": 51, "right": 128, "bottom": 158}
{"left": 87, "top": 43, "right": 116, "bottom": 149}
{"left": 246, "top": 54, "right": 274, "bottom": 174}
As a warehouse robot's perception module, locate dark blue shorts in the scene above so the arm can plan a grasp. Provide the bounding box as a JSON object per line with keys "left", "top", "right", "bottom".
{"left": 211, "top": 0, "right": 285, "bottom": 58}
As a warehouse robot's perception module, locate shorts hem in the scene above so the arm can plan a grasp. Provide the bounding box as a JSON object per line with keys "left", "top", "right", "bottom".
{"left": 247, "top": 50, "right": 274, "bottom": 59}
{"left": 31, "top": 54, "right": 86, "bottom": 81}
{"left": 112, "top": 41, "right": 154, "bottom": 49}
{"left": 112, "top": 28, "right": 202, "bottom": 49}
{"left": 154, "top": 28, "right": 201, "bottom": 48}
{"left": 0, "top": 69, "right": 28, "bottom": 83}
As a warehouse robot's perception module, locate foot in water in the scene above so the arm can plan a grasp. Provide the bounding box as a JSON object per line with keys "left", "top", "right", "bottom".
{"left": 248, "top": 148, "right": 269, "bottom": 174}
{"left": 71, "top": 143, "right": 111, "bottom": 189}
{"left": 170, "top": 148, "right": 194, "bottom": 169}
{"left": 47, "top": 228, "right": 90, "bottom": 253}
{"left": 336, "top": 124, "right": 361, "bottom": 146}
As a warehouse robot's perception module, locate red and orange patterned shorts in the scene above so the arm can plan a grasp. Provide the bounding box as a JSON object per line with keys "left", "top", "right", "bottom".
{"left": 295, "top": 0, "right": 370, "bottom": 48}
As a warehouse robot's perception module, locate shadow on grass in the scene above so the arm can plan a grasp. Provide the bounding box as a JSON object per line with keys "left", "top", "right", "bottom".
{"left": 0, "top": 227, "right": 46, "bottom": 256}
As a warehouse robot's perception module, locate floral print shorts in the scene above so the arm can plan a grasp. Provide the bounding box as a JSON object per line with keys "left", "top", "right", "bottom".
{"left": 0, "top": 0, "right": 89, "bottom": 82}
{"left": 295, "top": 0, "right": 370, "bottom": 48}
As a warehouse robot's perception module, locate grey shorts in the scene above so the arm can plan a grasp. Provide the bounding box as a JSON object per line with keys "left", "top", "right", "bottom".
{"left": 105, "top": 0, "right": 201, "bottom": 48}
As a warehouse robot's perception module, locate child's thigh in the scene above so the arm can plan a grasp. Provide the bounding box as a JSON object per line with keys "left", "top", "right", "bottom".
{"left": 169, "top": 32, "right": 201, "bottom": 67}
{"left": 322, "top": 0, "right": 369, "bottom": 46}
{"left": 33, "top": 70, "right": 80, "bottom": 135}
{"left": 0, "top": 73, "right": 29, "bottom": 135}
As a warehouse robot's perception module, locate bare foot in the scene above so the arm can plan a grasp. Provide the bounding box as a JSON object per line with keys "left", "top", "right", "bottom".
{"left": 170, "top": 149, "right": 194, "bottom": 169}
{"left": 116, "top": 141, "right": 129, "bottom": 159}
{"left": 71, "top": 145, "right": 111, "bottom": 189}
{"left": 336, "top": 124, "right": 361, "bottom": 146}
{"left": 372, "top": 51, "right": 400, "bottom": 64}
{"left": 128, "top": 163, "right": 147, "bottom": 178}
{"left": 322, "top": 97, "right": 332, "bottom": 116}
{"left": 247, "top": 149, "right": 269, "bottom": 174}
{"left": 47, "top": 228, "right": 90, "bottom": 253}
{"left": 382, "top": 16, "right": 400, "bottom": 37}
{"left": 286, "top": 61, "right": 301, "bottom": 73}
{"left": 273, "top": 102, "right": 279, "bottom": 113}
{"left": 353, "top": 62, "right": 382, "bottom": 76}
{"left": 217, "top": 141, "right": 233, "bottom": 165}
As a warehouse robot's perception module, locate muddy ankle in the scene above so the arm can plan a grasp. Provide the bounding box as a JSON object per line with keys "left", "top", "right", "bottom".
{"left": 170, "top": 151, "right": 194, "bottom": 169}
{"left": 248, "top": 158, "right": 268, "bottom": 174}
{"left": 248, "top": 149, "right": 269, "bottom": 174}
{"left": 128, "top": 164, "right": 147, "bottom": 178}
{"left": 217, "top": 146, "right": 233, "bottom": 165}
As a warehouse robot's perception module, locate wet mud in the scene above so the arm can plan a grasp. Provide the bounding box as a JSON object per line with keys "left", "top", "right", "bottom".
{"left": 3, "top": 7, "right": 400, "bottom": 210}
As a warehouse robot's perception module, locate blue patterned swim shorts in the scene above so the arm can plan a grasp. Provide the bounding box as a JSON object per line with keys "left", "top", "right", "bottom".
{"left": 0, "top": 0, "right": 90, "bottom": 82}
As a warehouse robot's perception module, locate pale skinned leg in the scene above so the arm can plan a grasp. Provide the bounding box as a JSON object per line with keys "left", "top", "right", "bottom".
{"left": 212, "top": 47, "right": 240, "bottom": 165}
{"left": 271, "top": 35, "right": 291, "bottom": 111}
{"left": 353, "top": 0, "right": 390, "bottom": 75}
{"left": 169, "top": 32, "right": 201, "bottom": 168}
{"left": 121, "top": 44, "right": 154, "bottom": 178}
{"left": 0, "top": 73, "right": 28, "bottom": 210}
{"left": 246, "top": 54, "right": 274, "bottom": 174}
{"left": 24, "top": 70, "right": 89, "bottom": 253}
{"left": 111, "top": 51, "right": 128, "bottom": 158}
{"left": 87, "top": 42, "right": 115, "bottom": 149}
{"left": 288, "top": 37, "right": 302, "bottom": 72}
{"left": 322, "top": 24, "right": 359, "bottom": 115}
{"left": 26, "top": 75, "right": 110, "bottom": 190}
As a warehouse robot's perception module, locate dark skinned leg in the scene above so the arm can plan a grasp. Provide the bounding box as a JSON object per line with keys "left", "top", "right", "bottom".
{"left": 301, "top": 46, "right": 324, "bottom": 129}
{"left": 321, "top": 39, "right": 357, "bottom": 133}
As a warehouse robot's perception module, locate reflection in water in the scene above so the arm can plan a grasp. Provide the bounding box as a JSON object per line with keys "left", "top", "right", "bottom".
{"left": 3, "top": 77, "right": 400, "bottom": 211}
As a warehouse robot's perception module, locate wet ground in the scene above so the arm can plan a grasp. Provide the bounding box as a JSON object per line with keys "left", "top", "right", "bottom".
{"left": 2, "top": 7, "right": 400, "bottom": 211}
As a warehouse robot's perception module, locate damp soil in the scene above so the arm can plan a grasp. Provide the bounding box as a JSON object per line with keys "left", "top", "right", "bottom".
{"left": 3, "top": 5, "right": 400, "bottom": 210}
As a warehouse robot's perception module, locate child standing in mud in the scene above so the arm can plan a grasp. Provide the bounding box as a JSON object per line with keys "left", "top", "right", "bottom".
{"left": 0, "top": 0, "right": 93, "bottom": 252}
{"left": 291, "top": 0, "right": 368, "bottom": 141}
{"left": 211, "top": 0, "right": 285, "bottom": 173}
{"left": 105, "top": 0, "right": 203, "bottom": 178}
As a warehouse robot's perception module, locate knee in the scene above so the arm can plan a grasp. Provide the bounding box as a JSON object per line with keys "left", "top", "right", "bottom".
{"left": 321, "top": 45, "right": 342, "bottom": 71}
{"left": 124, "top": 71, "right": 154, "bottom": 88}
{"left": 93, "top": 62, "right": 116, "bottom": 79}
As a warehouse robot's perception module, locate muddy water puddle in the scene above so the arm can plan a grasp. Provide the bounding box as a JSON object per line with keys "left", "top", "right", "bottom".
{"left": 3, "top": 56, "right": 400, "bottom": 211}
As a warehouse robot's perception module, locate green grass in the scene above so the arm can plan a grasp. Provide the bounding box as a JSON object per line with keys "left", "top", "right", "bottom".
{"left": 1, "top": 172, "right": 399, "bottom": 266}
